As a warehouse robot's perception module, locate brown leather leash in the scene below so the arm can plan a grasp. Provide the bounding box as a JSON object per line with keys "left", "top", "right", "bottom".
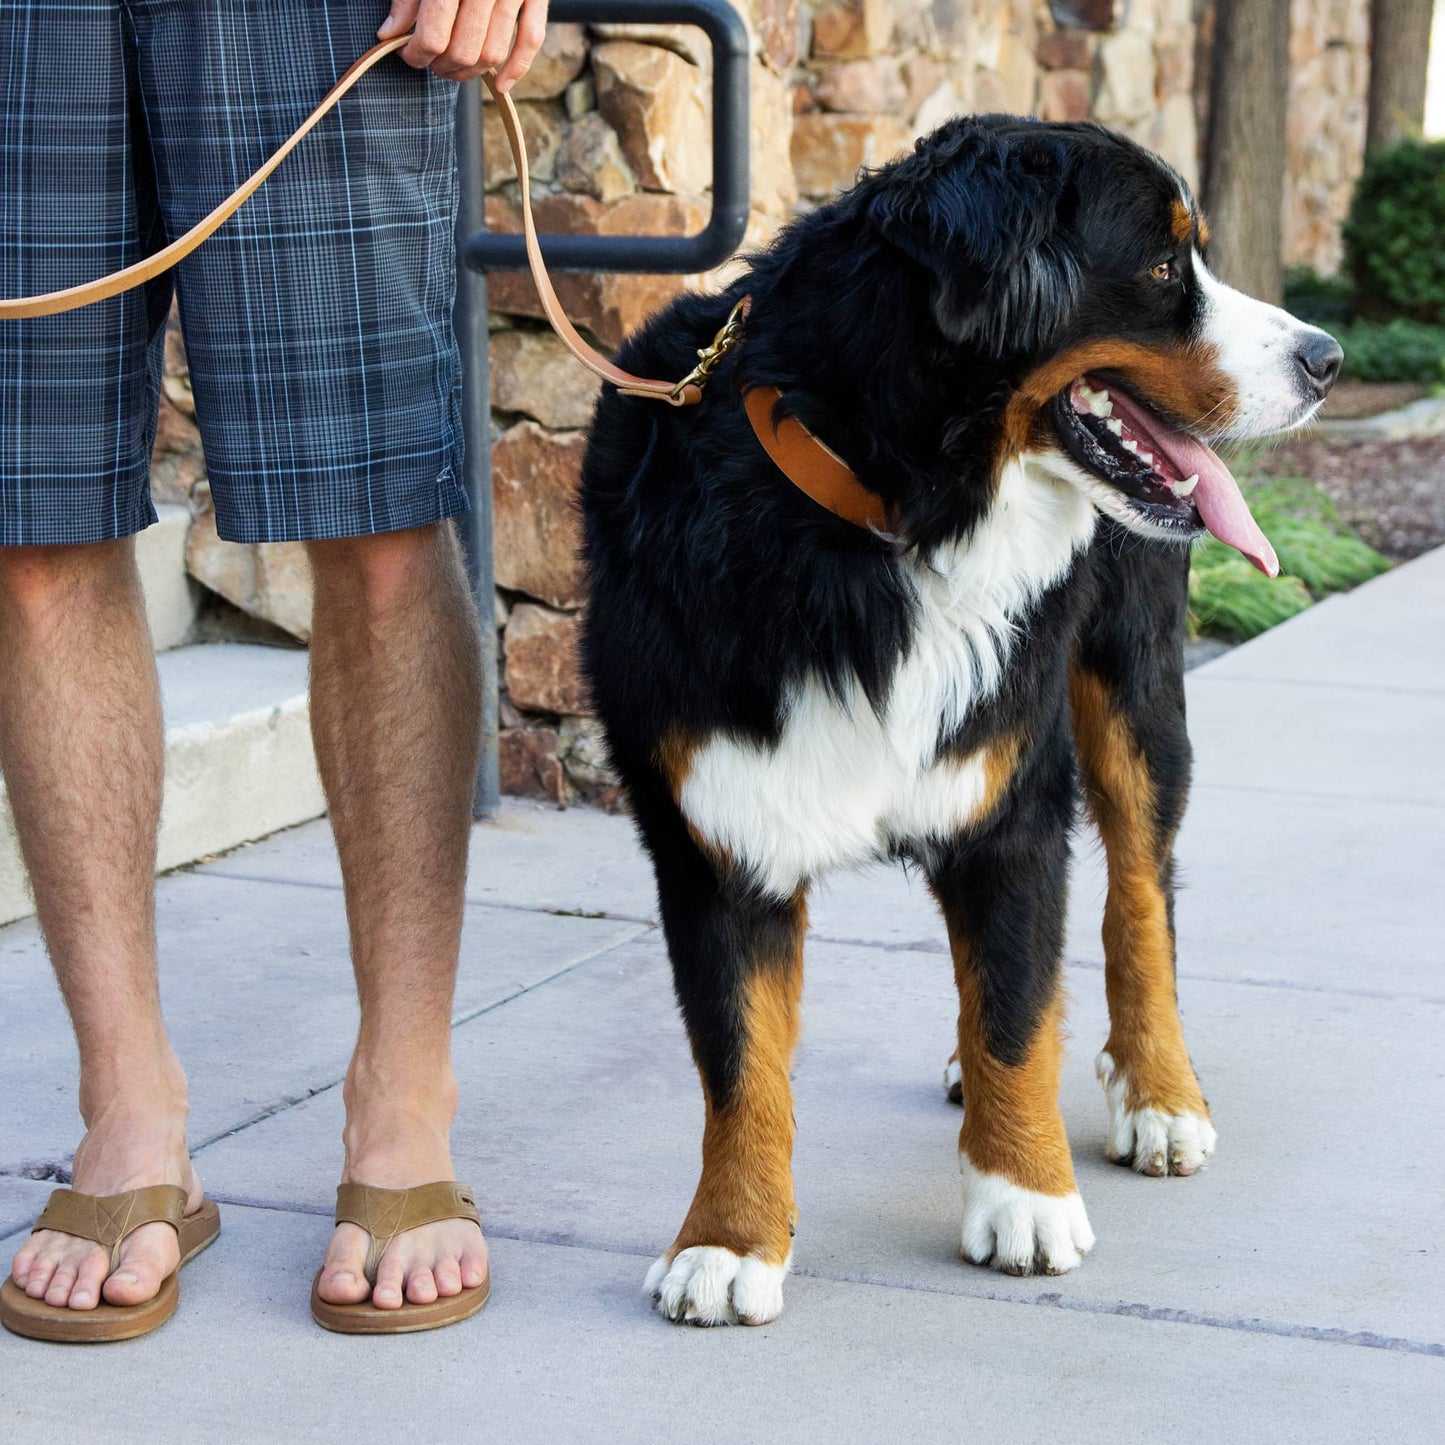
{"left": 0, "top": 36, "right": 890, "bottom": 531}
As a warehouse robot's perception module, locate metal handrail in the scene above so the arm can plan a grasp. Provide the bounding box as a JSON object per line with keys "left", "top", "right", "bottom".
{"left": 455, "top": 1, "right": 752, "bottom": 815}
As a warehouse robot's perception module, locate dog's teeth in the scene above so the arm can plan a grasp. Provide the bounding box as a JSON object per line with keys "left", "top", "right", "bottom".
{"left": 1173, "top": 473, "right": 1199, "bottom": 498}
{"left": 1106, "top": 419, "right": 1123, "bottom": 435}
{"left": 1138, "top": 450, "right": 1153, "bottom": 467}
{"left": 1121, "top": 439, "right": 1138, "bottom": 453}
{"left": 1094, "top": 398, "right": 1113, "bottom": 417}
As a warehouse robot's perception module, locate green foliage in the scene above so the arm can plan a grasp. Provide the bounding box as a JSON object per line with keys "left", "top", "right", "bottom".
{"left": 1189, "top": 479, "right": 1390, "bottom": 641}
{"left": 1283, "top": 266, "right": 1355, "bottom": 328}
{"left": 1327, "top": 318, "right": 1445, "bottom": 383}
{"left": 1344, "top": 139, "right": 1445, "bottom": 322}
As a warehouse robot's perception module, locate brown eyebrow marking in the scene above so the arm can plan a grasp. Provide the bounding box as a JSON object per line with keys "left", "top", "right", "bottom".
{"left": 1169, "top": 199, "right": 1193, "bottom": 244}
{"left": 1196, "top": 211, "right": 1211, "bottom": 248}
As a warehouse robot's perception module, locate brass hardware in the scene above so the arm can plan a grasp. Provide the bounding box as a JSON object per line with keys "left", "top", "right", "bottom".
{"left": 668, "top": 297, "right": 749, "bottom": 401}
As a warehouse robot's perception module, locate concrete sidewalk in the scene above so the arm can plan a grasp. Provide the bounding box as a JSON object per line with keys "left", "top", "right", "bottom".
{"left": 2, "top": 550, "right": 1443, "bottom": 1443}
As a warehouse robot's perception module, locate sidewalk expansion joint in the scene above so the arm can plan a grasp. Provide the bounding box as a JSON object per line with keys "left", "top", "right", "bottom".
{"left": 200, "top": 867, "right": 657, "bottom": 927}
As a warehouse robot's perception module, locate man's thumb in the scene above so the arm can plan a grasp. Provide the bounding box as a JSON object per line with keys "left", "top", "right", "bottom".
{"left": 378, "top": 2, "right": 419, "bottom": 39}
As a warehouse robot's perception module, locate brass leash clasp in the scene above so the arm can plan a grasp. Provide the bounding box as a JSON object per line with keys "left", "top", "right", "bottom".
{"left": 668, "top": 296, "right": 750, "bottom": 403}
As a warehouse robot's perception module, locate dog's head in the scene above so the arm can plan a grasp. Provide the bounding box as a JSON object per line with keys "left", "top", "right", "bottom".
{"left": 865, "top": 116, "right": 1341, "bottom": 574}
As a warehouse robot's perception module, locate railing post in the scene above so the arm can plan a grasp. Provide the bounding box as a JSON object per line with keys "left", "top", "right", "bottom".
{"left": 455, "top": 77, "right": 501, "bottom": 819}
{"left": 456, "top": 1, "right": 749, "bottom": 819}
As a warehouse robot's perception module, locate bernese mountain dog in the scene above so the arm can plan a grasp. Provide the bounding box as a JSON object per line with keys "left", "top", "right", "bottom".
{"left": 578, "top": 114, "right": 1341, "bottom": 1326}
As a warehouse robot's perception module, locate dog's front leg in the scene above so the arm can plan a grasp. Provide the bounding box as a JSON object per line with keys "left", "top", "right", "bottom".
{"left": 929, "top": 788, "right": 1095, "bottom": 1276}
{"left": 644, "top": 837, "right": 806, "bottom": 1325}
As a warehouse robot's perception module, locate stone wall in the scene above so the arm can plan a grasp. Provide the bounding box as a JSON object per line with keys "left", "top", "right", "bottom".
{"left": 1283, "top": 0, "right": 1370, "bottom": 276}
{"left": 159, "top": 3, "right": 1373, "bottom": 806}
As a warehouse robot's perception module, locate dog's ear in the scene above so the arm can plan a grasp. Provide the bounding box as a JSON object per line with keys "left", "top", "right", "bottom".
{"left": 867, "top": 123, "right": 1079, "bottom": 354}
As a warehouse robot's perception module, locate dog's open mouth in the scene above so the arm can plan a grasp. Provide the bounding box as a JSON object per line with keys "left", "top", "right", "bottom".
{"left": 1053, "top": 374, "right": 1279, "bottom": 576}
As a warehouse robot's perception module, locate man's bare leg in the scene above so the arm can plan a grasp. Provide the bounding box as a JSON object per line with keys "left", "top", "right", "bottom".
{"left": 0, "top": 541, "right": 200, "bottom": 1312}
{"left": 308, "top": 522, "right": 489, "bottom": 1310}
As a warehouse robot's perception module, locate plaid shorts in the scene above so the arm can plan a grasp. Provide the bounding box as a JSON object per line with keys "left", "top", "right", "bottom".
{"left": 0, "top": 0, "right": 467, "bottom": 546}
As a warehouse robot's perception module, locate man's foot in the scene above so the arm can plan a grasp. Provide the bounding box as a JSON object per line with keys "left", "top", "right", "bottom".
{"left": 314, "top": 1091, "right": 488, "bottom": 1311}
{"left": 9, "top": 1087, "right": 199, "bottom": 1312}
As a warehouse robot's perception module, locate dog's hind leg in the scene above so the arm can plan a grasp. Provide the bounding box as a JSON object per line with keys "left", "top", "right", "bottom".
{"left": 927, "top": 755, "right": 1095, "bottom": 1277}
{"left": 1071, "top": 540, "right": 1215, "bottom": 1178}
{"left": 631, "top": 776, "right": 805, "bottom": 1325}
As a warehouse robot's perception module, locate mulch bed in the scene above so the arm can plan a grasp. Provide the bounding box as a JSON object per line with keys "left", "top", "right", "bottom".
{"left": 1255, "top": 433, "right": 1445, "bottom": 561}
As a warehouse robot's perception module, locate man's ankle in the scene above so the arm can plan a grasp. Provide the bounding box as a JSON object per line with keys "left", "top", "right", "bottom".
{"left": 78, "top": 1045, "right": 190, "bottom": 1129}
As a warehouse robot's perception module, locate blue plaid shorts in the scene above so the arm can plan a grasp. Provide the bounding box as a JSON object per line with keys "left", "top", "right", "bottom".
{"left": 0, "top": 0, "right": 466, "bottom": 546}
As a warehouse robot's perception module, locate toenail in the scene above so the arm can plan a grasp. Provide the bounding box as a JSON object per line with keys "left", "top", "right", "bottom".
{"left": 112, "top": 1272, "right": 137, "bottom": 1286}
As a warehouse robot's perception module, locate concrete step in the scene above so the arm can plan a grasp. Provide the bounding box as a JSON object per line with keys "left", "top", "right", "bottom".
{"left": 138, "top": 502, "right": 201, "bottom": 652}
{"left": 0, "top": 642, "right": 322, "bottom": 926}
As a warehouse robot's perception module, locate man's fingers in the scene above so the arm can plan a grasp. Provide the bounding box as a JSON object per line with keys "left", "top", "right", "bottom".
{"left": 402, "top": 0, "right": 461, "bottom": 66}
{"left": 377, "top": 0, "right": 421, "bottom": 43}
{"left": 491, "top": 0, "right": 548, "bottom": 92}
{"left": 478, "top": 0, "right": 524, "bottom": 72}
{"left": 432, "top": 0, "right": 496, "bottom": 77}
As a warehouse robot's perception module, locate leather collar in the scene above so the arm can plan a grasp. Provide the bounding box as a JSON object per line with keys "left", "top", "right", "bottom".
{"left": 742, "top": 386, "right": 896, "bottom": 534}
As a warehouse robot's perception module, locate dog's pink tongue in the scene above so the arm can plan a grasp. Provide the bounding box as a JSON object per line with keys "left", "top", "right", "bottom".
{"left": 1148, "top": 426, "right": 1280, "bottom": 578}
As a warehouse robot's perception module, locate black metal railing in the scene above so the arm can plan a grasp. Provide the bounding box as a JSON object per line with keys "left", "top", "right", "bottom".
{"left": 455, "top": 0, "right": 751, "bottom": 815}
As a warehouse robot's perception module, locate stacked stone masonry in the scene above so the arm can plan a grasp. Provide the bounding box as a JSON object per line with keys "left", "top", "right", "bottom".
{"left": 160, "top": 4, "right": 1374, "bottom": 803}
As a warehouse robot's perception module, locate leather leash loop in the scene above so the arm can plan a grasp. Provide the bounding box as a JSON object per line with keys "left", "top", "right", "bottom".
{"left": 0, "top": 35, "right": 698, "bottom": 408}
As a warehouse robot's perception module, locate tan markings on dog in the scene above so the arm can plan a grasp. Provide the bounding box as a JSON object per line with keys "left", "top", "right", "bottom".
{"left": 1196, "top": 212, "right": 1211, "bottom": 249}
{"left": 1169, "top": 199, "right": 1193, "bottom": 244}
{"left": 655, "top": 729, "right": 696, "bottom": 796}
{"left": 1070, "top": 669, "right": 1209, "bottom": 1118}
{"left": 998, "top": 339, "right": 1239, "bottom": 463}
{"left": 670, "top": 898, "right": 806, "bottom": 1266}
{"left": 947, "top": 946, "right": 1076, "bottom": 1196}
{"left": 656, "top": 729, "right": 737, "bottom": 866}
{"left": 936, "top": 732, "right": 1022, "bottom": 824}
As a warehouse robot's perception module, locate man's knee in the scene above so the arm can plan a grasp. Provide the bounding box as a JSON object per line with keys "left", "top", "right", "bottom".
{"left": 307, "top": 523, "right": 463, "bottom": 612}
{"left": 0, "top": 539, "right": 136, "bottom": 618}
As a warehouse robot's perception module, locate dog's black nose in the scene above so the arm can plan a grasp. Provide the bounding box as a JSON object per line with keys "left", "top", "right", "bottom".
{"left": 1297, "top": 329, "right": 1343, "bottom": 398}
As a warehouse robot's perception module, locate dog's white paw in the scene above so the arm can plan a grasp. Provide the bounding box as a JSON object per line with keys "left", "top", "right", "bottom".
{"left": 1097, "top": 1051, "right": 1217, "bottom": 1177}
{"left": 645, "top": 1246, "right": 790, "bottom": 1326}
{"left": 959, "top": 1153, "right": 1095, "bottom": 1276}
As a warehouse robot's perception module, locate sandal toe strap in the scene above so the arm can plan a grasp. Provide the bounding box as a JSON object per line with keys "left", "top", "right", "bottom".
{"left": 333, "top": 1182, "right": 480, "bottom": 1285}
{"left": 33, "top": 1185, "right": 187, "bottom": 1267}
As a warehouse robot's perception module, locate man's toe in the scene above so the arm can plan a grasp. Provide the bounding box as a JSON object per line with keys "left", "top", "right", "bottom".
{"left": 24, "top": 1256, "right": 56, "bottom": 1299}
{"left": 44, "top": 1265, "right": 77, "bottom": 1307}
{"left": 405, "top": 1265, "right": 438, "bottom": 1305}
{"left": 103, "top": 1261, "right": 159, "bottom": 1306}
{"left": 11, "top": 1243, "right": 36, "bottom": 1286}
{"left": 316, "top": 1267, "right": 370, "bottom": 1305}
{"left": 68, "top": 1254, "right": 110, "bottom": 1311}
{"left": 371, "top": 1256, "right": 406, "bottom": 1309}
{"left": 433, "top": 1261, "right": 463, "bottom": 1297}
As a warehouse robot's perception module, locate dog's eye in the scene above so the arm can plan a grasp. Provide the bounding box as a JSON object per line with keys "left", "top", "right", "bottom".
{"left": 1150, "top": 259, "right": 1178, "bottom": 283}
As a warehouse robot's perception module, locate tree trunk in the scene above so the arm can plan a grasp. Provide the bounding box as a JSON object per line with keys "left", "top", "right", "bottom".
{"left": 1367, "top": 0, "right": 1434, "bottom": 152}
{"left": 1202, "top": 0, "right": 1290, "bottom": 304}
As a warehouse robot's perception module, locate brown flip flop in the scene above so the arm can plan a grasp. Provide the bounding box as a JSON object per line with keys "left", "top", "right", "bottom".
{"left": 0, "top": 1185, "right": 221, "bottom": 1343}
{"left": 310, "top": 1181, "right": 489, "bottom": 1335}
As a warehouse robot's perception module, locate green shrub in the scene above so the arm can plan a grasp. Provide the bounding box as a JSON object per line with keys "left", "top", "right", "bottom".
{"left": 1283, "top": 266, "right": 1355, "bottom": 328}
{"left": 1189, "top": 479, "right": 1390, "bottom": 641}
{"left": 1344, "top": 139, "right": 1445, "bottom": 322}
{"left": 1328, "top": 317, "right": 1445, "bottom": 383}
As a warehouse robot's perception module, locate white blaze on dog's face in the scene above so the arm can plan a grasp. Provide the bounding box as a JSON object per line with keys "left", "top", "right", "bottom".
{"left": 1193, "top": 254, "right": 1332, "bottom": 435}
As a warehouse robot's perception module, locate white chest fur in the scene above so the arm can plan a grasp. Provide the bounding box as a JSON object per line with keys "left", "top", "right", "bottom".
{"left": 678, "top": 463, "right": 1098, "bottom": 898}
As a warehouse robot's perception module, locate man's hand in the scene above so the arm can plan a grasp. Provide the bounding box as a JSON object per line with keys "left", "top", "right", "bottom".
{"left": 379, "top": 0, "right": 549, "bottom": 91}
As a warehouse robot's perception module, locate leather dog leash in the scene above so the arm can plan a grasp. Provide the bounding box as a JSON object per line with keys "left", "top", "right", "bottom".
{"left": 0, "top": 35, "right": 891, "bottom": 530}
